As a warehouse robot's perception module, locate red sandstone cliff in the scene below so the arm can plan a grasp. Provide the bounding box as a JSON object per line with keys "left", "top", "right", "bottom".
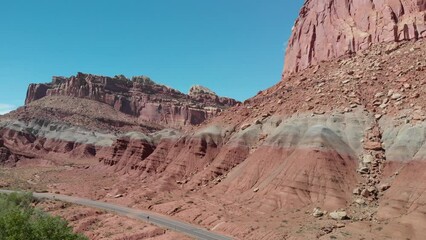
{"left": 2, "top": 1, "right": 426, "bottom": 239}
{"left": 25, "top": 73, "right": 238, "bottom": 128}
{"left": 284, "top": 0, "right": 426, "bottom": 76}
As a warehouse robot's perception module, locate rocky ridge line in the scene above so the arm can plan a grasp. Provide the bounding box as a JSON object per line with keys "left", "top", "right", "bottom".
{"left": 25, "top": 73, "right": 239, "bottom": 128}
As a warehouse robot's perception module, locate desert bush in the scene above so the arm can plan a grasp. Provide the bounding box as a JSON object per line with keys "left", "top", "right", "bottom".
{"left": 0, "top": 193, "right": 87, "bottom": 240}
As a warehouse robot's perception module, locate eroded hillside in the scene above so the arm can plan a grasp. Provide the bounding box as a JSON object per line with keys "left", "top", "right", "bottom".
{"left": 1, "top": 0, "right": 426, "bottom": 239}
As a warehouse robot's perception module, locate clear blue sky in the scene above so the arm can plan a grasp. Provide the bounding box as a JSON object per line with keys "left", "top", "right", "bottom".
{"left": 0, "top": 0, "right": 303, "bottom": 114}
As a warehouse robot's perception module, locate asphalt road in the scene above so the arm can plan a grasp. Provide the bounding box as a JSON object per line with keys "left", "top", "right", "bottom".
{"left": 0, "top": 189, "right": 233, "bottom": 240}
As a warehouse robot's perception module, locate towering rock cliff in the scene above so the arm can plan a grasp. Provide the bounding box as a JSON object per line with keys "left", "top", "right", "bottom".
{"left": 2, "top": 1, "right": 426, "bottom": 239}
{"left": 284, "top": 0, "right": 426, "bottom": 76}
{"left": 25, "top": 73, "right": 238, "bottom": 128}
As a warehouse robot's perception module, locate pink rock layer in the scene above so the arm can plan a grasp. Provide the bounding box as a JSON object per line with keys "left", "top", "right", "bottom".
{"left": 97, "top": 132, "right": 251, "bottom": 192}
{"left": 98, "top": 131, "right": 358, "bottom": 211}
{"left": 284, "top": 0, "right": 426, "bottom": 76}
{"left": 0, "top": 127, "right": 99, "bottom": 165}
{"left": 377, "top": 160, "right": 426, "bottom": 240}
{"left": 97, "top": 137, "right": 155, "bottom": 173}
{"left": 218, "top": 145, "right": 358, "bottom": 211}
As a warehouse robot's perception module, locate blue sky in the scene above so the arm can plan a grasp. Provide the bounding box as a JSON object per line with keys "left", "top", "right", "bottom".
{"left": 0, "top": 0, "right": 303, "bottom": 113}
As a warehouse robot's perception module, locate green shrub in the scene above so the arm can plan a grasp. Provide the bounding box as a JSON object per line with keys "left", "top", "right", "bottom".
{"left": 131, "top": 75, "right": 155, "bottom": 85}
{"left": 0, "top": 193, "right": 87, "bottom": 240}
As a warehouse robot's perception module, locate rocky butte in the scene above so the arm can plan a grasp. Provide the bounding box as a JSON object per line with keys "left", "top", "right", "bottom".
{"left": 0, "top": 0, "right": 426, "bottom": 239}
{"left": 25, "top": 73, "right": 238, "bottom": 128}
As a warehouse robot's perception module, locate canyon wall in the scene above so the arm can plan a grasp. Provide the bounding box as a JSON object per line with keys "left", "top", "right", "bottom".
{"left": 284, "top": 0, "right": 426, "bottom": 76}
{"left": 25, "top": 73, "right": 238, "bottom": 128}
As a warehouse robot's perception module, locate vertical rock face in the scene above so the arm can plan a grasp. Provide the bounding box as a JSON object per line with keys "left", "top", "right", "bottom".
{"left": 25, "top": 84, "right": 49, "bottom": 104}
{"left": 284, "top": 0, "right": 426, "bottom": 76}
{"left": 25, "top": 73, "right": 239, "bottom": 128}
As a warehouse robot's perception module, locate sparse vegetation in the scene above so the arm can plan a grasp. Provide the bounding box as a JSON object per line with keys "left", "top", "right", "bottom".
{"left": 113, "top": 74, "right": 130, "bottom": 83}
{"left": 131, "top": 75, "right": 155, "bottom": 85}
{"left": 0, "top": 192, "right": 88, "bottom": 240}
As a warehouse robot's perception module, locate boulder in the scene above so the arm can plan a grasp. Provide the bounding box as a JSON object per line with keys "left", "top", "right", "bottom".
{"left": 379, "top": 183, "right": 391, "bottom": 192}
{"left": 355, "top": 198, "right": 366, "bottom": 205}
{"left": 363, "top": 154, "right": 374, "bottom": 164}
{"left": 312, "top": 207, "right": 324, "bottom": 217}
{"left": 353, "top": 188, "right": 361, "bottom": 195}
{"left": 329, "top": 211, "right": 350, "bottom": 220}
{"left": 364, "top": 141, "right": 383, "bottom": 150}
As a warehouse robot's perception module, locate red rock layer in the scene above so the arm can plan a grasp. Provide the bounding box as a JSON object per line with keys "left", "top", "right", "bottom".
{"left": 186, "top": 143, "right": 250, "bottom": 188}
{"left": 132, "top": 139, "right": 178, "bottom": 177}
{"left": 105, "top": 130, "right": 244, "bottom": 191}
{"left": 97, "top": 137, "right": 155, "bottom": 173}
{"left": 140, "top": 135, "right": 225, "bottom": 190}
{"left": 0, "top": 127, "right": 97, "bottom": 162}
{"left": 25, "top": 73, "right": 238, "bottom": 128}
{"left": 376, "top": 161, "right": 426, "bottom": 239}
{"left": 96, "top": 118, "right": 359, "bottom": 212}
{"left": 218, "top": 144, "right": 358, "bottom": 211}
{"left": 284, "top": 0, "right": 426, "bottom": 76}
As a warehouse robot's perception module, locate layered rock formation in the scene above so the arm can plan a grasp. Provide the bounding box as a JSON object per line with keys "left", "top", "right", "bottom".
{"left": 0, "top": 119, "right": 111, "bottom": 161}
{"left": 284, "top": 0, "right": 426, "bottom": 76}
{"left": 97, "top": 132, "right": 156, "bottom": 172}
{"left": 2, "top": 1, "right": 426, "bottom": 239}
{"left": 26, "top": 73, "right": 238, "bottom": 128}
{"left": 88, "top": 38, "right": 426, "bottom": 239}
{"left": 0, "top": 95, "right": 160, "bottom": 166}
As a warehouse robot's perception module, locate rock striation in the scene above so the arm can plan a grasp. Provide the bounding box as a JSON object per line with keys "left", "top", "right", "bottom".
{"left": 2, "top": 1, "right": 426, "bottom": 239}
{"left": 284, "top": 0, "right": 426, "bottom": 76}
{"left": 25, "top": 73, "right": 238, "bottom": 128}
{"left": 97, "top": 132, "right": 156, "bottom": 172}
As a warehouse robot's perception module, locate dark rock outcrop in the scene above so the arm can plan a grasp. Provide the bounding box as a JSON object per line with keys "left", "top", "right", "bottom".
{"left": 0, "top": 136, "right": 32, "bottom": 166}
{"left": 25, "top": 73, "right": 238, "bottom": 128}
{"left": 0, "top": 139, "right": 16, "bottom": 165}
{"left": 284, "top": 0, "right": 426, "bottom": 76}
